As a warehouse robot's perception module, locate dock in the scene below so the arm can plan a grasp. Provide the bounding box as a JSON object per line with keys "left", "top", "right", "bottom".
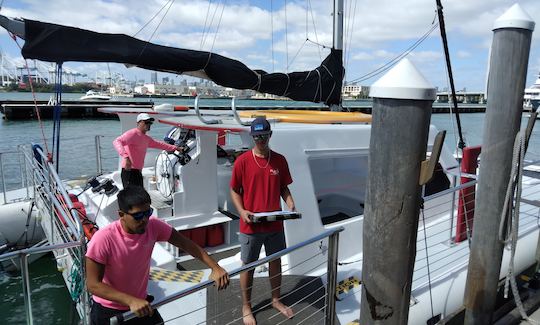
{"left": 0, "top": 99, "right": 154, "bottom": 120}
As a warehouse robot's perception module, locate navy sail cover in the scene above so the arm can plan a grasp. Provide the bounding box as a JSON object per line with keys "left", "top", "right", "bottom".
{"left": 22, "top": 20, "right": 343, "bottom": 106}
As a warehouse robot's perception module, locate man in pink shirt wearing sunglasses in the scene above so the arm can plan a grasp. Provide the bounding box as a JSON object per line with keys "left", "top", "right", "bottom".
{"left": 86, "top": 186, "right": 229, "bottom": 324}
{"left": 113, "top": 113, "right": 184, "bottom": 188}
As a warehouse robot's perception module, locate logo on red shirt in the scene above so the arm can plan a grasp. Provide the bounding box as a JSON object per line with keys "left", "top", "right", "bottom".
{"left": 270, "top": 168, "right": 279, "bottom": 176}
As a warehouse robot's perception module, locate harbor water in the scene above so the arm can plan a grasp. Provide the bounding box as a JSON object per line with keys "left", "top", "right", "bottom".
{"left": 0, "top": 92, "right": 539, "bottom": 324}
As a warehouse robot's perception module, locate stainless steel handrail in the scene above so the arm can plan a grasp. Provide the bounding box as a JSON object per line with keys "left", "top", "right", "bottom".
{"left": 112, "top": 227, "right": 345, "bottom": 324}
{"left": 34, "top": 147, "right": 83, "bottom": 235}
{"left": 0, "top": 150, "right": 24, "bottom": 204}
{"left": 194, "top": 95, "right": 222, "bottom": 124}
{"left": 231, "top": 96, "right": 252, "bottom": 126}
{"left": 6, "top": 145, "right": 89, "bottom": 325}
{"left": 0, "top": 240, "right": 82, "bottom": 261}
{"left": 0, "top": 152, "right": 6, "bottom": 204}
{"left": 423, "top": 178, "right": 477, "bottom": 202}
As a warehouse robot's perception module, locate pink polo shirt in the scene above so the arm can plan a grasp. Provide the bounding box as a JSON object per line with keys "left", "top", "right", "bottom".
{"left": 86, "top": 217, "right": 173, "bottom": 310}
{"left": 113, "top": 128, "right": 177, "bottom": 170}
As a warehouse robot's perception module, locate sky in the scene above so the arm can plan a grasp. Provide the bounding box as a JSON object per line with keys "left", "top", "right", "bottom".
{"left": 0, "top": 0, "right": 539, "bottom": 92}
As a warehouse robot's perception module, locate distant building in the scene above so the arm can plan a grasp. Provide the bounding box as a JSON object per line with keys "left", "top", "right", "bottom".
{"left": 342, "top": 84, "right": 370, "bottom": 99}
{"left": 150, "top": 72, "right": 158, "bottom": 84}
{"left": 134, "top": 83, "right": 187, "bottom": 95}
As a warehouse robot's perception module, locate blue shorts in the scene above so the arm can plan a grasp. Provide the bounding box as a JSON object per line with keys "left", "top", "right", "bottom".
{"left": 239, "top": 231, "right": 286, "bottom": 264}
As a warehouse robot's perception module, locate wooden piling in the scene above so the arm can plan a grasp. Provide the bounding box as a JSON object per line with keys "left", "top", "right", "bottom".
{"left": 463, "top": 4, "right": 535, "bottom": 324}
{"left": 360, "top": 58, "right": 436, "bottom": 324}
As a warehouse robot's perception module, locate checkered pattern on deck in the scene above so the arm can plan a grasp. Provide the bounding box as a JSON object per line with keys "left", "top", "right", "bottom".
{"left": 149, "top": 268, "right": 204, "bottom": 283}
{"left": 336, "top": 276, "right": 361, "bottom": 296}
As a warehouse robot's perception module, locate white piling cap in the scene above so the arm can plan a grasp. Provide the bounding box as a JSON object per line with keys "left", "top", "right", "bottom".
{"left": 493, "top": 3, "right": 535, "bottom": 31}
{"left": 369, "top": 58, "right": 436, "bottom": 101}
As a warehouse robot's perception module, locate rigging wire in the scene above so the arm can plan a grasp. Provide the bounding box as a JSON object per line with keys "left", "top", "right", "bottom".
{"left": 146, "top": 0, "right": 175, "bottom": 45}
{"left": 284, "top": 0, "right": 289, "bottom": 72}
{"left": 435, "top": 0, "right": 466, "bottom": 149}
{"left": 201, "top": 0, "right": 221, "bottom": 50}
{"left": 133, "top": 0, "right": 173, "bottom": 38}
{"left": 200, "top": 0, "right": 214, "bottom": 49}
{"left": 52, "top": 63, "right": 62, "bottom": 172}
{"left": 209, "top": 0, "right": 227, "bottom": 54}
{"left": 10, "top": 37, "right": 51, "bottom": 159}
{"left": 420, "top": 200, "right": 436, "bottom": 319}
{"left": 287, "top": 39, "right": 308, "bottom": 70}
{"left": 347, "top": 22, "right": 438, "bottom": 84}
{"left": 343, "top": 0, "right": 351, "bottom": 80}
{"left": 271, "top": 0, "right": 275, "bottom": 72}
{"left": 307, "top": 0, "right": 323, "bottom": 61}
{"left": 344, "top": 0, "right": 358, "bottom": 82}
{"left": 135, "top": 0, "right": 175, "bottom": 60}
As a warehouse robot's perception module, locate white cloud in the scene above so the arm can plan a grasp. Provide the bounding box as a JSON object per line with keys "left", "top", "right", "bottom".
{"left": 410, "top": 50, "right": 442, "bottom": 61}
{"left": 0, "top": 0, "right": 539, "bottom": 89}
{"left": 352, "top": 52, "right": 374, "bottom": 61}
{"left": 457, "top": 50, "right": 471, "bottom": 58}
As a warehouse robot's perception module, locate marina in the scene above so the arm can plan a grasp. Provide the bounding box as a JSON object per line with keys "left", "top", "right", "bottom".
{"left": 1, "top": 1, "right": 540, "bottom": 325}
{"left": 0, "top": 99, "right": 490, "bottom": 120}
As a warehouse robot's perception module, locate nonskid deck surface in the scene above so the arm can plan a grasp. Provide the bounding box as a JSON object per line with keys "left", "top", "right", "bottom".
{"left": 206, "top": 275, "right": 330, "bottom": 325}
{"left": 148, "top": 189, "right": 172, "bottom": 209}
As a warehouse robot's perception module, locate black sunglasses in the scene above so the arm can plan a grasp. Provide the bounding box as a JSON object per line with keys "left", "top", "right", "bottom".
{"left": 123, "top": 207, "right": 153, "bottom": 221}
{"left": 144, "top": 121, "right": 153, "bottom": 125}
{"left": 253, "top": 134, "right": 270, "bottom": 141}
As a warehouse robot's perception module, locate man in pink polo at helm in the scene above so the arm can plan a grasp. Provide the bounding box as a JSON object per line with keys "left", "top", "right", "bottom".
{"left": 113, "top": 113, "right": 183, "bottom": 188}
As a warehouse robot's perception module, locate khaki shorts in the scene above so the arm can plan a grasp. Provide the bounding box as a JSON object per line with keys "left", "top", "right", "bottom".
{"left": 239, "top": 231, "right": 286, "bottom": 264}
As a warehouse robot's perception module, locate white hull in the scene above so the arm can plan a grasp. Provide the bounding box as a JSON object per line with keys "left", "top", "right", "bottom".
{"left": 5, "top": 107, "right": 537, "bottom": 324}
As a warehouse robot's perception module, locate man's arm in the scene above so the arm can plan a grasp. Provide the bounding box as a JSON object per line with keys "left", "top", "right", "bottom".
{"left": 230, "top": 187, "right": 252, "bottom": 224}
{"left": 280, "top": 186, "right": 296, "bottom": 211}
{"left": 113, "top": 133, "right": 132, "bottom": 169}
{"left": 167, "top": 230, "right": 229, "bottom": 289}
{"left": 146, "top": 137, "right": 182, "bottom": 152}
{"left": 85, "top": 257, "right": 153, "bottom": 317}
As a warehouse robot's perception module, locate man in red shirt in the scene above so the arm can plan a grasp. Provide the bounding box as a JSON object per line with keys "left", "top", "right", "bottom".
{"left": 230, "top": 117, "right": 296, "bottom": 325}
{"left": 113, "top": 113, "right": 184, "bottom": 188}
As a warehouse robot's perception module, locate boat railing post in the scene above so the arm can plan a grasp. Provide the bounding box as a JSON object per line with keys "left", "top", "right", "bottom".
{"left": 449, "top": 175, "right": 457, "bottom": 243}
{"left": 325, "top": 232, "right": 339, "bottom": 325}
{"left": 18, "top": 147, "right": 27, "bottom": 198}
{"left": 0, "top": 152, "right": 6, "bottom": 204}
{"left": 95, "top": 135, "right": 103, "bottom": 175}
{"left": 20, "top": 252, "right": 34, "bottom": 325}
{"left": 78, "top": 237, "right": 90, "bottom": 325}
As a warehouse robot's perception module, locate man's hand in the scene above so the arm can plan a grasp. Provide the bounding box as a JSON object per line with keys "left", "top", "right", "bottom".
{"left": 128, "top": 296, "right": 153, "bottom": 318}
{"left": 210, "top": 265, "right": 230, "bottom": 290}
{"left": 124, "top": 157, "right": 132, "bottom": 170}
{"left": 175, "top": 145, "right": 185, "bottom": 152}
{"left": 240, "top": 210, "right": 253, "bottom": 224}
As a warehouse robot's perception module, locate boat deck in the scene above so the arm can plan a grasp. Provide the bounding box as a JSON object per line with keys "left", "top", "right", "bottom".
{"left": 205, "top": 275, "right": 330, "bottom": 325}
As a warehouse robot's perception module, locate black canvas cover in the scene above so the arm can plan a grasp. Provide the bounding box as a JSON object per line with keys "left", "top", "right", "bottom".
{"left": 22, "top": 20, "right": 343, "bottom": 106}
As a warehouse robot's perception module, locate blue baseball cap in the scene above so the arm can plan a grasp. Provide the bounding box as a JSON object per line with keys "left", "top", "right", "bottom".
{"left": 250, "top": 117, "right": 272, "bottom": 136}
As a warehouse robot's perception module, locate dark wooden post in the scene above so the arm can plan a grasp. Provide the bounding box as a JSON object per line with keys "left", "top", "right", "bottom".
{"left": 360, "top": 58, "right": 436, "bottom": 324}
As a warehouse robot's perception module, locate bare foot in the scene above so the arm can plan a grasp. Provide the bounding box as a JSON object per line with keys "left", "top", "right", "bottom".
{"left": 272, "top": 300, "right": 294, "bottom": 319}
{"left": 242, "top": 304, "right": 256, "bottom": 325}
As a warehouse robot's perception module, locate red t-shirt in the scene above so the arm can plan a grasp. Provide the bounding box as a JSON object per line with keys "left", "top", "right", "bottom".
{"left": 230, "top": 150, "right": 293, "bottom": 234}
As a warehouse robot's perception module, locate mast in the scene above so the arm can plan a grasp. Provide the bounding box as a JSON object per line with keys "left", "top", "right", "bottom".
{"left": 330, "top": 0, "right": 344, "bottom": 111}
{"left": 333, "top": 0, "right": 344, "bottom": 50}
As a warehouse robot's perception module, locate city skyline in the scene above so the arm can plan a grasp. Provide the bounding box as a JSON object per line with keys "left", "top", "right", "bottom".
{"left": 0, "top": 0, "right": 538, "bottom": 92}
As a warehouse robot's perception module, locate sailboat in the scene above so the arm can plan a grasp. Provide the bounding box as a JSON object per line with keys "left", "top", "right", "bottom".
{"left": 0, "top": 2, "right": 539, "bottom": 325}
